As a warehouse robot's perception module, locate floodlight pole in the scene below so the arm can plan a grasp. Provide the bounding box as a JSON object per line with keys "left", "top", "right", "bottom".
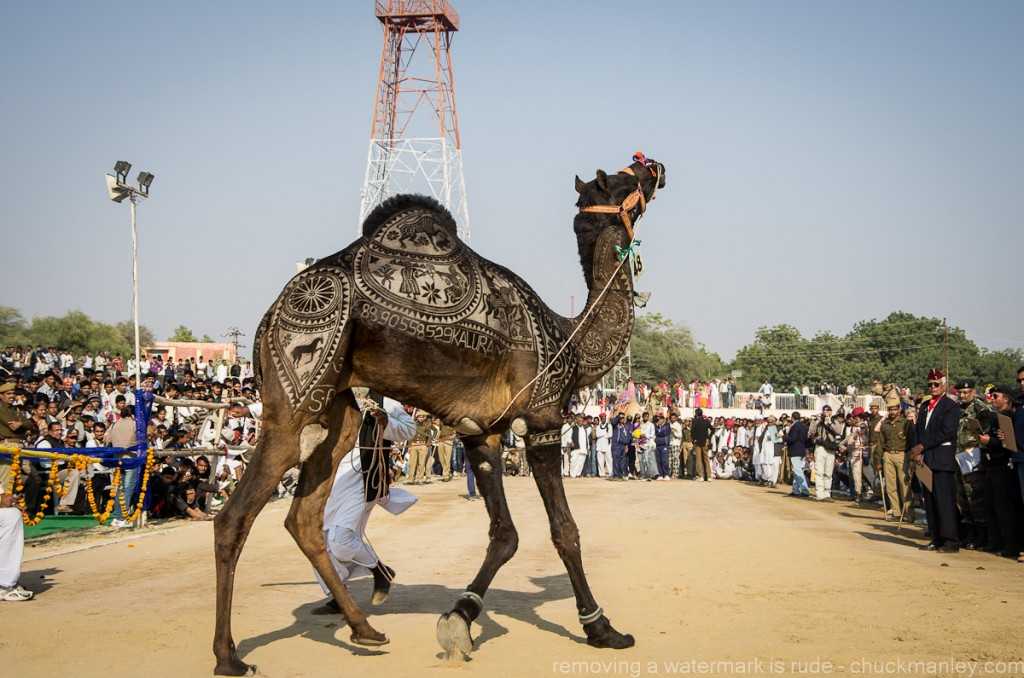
{"left": 130, "top": 194, "right": 141, "bottom": 387}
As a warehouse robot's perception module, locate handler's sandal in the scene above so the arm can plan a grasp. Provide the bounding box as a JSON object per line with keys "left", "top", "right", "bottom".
{"left": 0, "top": 585, "right": 34, "bottom": 602}
{"left": 371, "top": 563, "right": 395, "bottom": 605}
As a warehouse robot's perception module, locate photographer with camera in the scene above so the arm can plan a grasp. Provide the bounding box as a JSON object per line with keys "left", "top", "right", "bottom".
{"left": 809, "top": 404, "right": 846, "bottom": 501}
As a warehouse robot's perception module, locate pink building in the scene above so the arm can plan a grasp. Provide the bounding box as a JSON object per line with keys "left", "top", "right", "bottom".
{"left": 146, "top": 341, "right": 237, "bottom": 363}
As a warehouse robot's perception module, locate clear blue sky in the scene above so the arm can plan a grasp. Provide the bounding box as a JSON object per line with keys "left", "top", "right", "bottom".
{"left": 2, "top": 1, "right": 1021, "bottom": 359}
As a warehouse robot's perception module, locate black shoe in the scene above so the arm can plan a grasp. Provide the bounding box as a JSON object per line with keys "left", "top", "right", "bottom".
{"left": 919, "top": 542, "right": 940, "bottom": 551}
{"left": 311, "top": 598, "right": 341, "bottom": 615}
{"left": 371, "top": 562, "right": 395, "bottom": 605}
{"left": 938, "top": 543, "right": 960, "bottom": 554}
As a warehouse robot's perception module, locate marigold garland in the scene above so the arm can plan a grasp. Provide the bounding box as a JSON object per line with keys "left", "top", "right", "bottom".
{"left": 3, "top": 446, "right": 156, "bottom": 526}
{"left": 113, "top": 449, "right": 156, "bottom": 523}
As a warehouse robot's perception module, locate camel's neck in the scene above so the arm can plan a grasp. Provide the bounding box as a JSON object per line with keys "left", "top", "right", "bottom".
{"left": 569, "top": 221, "right": 635, "bottom": 387}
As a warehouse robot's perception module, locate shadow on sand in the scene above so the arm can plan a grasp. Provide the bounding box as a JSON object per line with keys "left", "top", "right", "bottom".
{"left": 237, "top": 573, "right": 584, "bottom": 661}
{"left": 22, "top": 568, "right": 61, "bottom": 595}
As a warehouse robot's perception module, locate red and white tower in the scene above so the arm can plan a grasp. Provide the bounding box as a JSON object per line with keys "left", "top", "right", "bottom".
{"left": 359, "top": 1, "right": 470, "bottom": 241}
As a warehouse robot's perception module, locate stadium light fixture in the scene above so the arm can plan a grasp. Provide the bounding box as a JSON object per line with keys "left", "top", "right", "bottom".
{"left": 104, "top": 160, "right": 156, "bottom": 391}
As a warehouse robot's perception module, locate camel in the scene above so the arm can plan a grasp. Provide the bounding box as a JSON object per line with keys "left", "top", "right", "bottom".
{"left": 212, "top": 156, "right": 667, "bottom": 675}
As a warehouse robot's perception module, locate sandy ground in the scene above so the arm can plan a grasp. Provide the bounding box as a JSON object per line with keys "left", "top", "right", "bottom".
{"left": 5, "top": 478, "right": 1024, "bottom": 678}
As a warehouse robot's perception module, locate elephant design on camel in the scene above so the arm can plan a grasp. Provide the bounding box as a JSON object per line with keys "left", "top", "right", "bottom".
{"left": 212, "top": 156, "right": 667, "bottom": 675}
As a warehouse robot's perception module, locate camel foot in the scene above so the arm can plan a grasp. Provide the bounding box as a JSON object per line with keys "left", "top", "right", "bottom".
{"left": 350, "top": 621, "right": 389, "bottom": 647}
{"left": 436, "top": 611, "right": 473, "bottom": 660}
{"left": 583, "top": 616, "right": 635, "bottom": 649}
{"left": 213, "top": 655, "right": 256, "bottom": 676}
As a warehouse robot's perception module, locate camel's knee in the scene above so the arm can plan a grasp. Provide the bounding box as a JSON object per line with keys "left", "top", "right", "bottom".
{"left": 550, "top": 523, "right": 581, "bottom": 556}
{"left": 486, "top": 521, "right": 519, "bottom": 564}
{"left": 298, "top": 423, "right": 329, "bottom": 463}
{"left": 284, "top": 505, "right": 327, "bottom": 558}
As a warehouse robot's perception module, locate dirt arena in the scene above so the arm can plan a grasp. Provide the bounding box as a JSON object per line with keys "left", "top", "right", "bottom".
{"left": 6, "top": 478, "right": 1024, "bottom": 678}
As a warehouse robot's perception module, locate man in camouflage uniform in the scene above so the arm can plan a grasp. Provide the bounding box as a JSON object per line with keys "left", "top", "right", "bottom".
{"left": 954, "top": 380, "right": 990, "bottom": 549}
{"left": 879, "top": 400, "right": 912, "bottom": 519}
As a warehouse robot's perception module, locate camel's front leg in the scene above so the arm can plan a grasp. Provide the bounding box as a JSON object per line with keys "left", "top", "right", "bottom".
{"left": 437, "top": 433, "right": 518, "bottom": 659}
{"left": 526, "top": 431, "right": 635, "bottom": 649}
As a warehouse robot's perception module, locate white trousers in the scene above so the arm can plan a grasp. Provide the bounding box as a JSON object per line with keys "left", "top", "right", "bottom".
{"left": 0, "top": 507, "right": 25, "bottom": 588}
{"left": 315, "top": 454, "right": 417, "bottom": 596}
{"left": 813, "top": 446, "right": 836, "bottom": 500}
{"left": 596, "top": 447, "right": 613, "bottom": 477}
{"left": 569, "top": 448, "right": 587, "bottom": 478}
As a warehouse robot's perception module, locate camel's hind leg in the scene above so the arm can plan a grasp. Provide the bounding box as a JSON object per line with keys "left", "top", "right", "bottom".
{"left": 527, "top": 437, "right": 635, "bottom": 650}
{"left": 437, "top": 433, "right": 517, "bottom": 660}
{"left": 213, "top": 424, "right": 300, "bottom": 676}
{"left": 284, "top": 389, "right": 387, "bottom": 646}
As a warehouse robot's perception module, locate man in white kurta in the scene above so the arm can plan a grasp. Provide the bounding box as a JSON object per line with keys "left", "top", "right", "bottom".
{"left": 594, "top": 414, "right": 613, "bottom": 477}
{"left": 314, "top": 397, "right": 418, "bottom": 606}
{"left": 0, "top": 491, "right": 32, "bottom": 600}
{"left": 561, "top": 415, "right": 590, "bottom": 478}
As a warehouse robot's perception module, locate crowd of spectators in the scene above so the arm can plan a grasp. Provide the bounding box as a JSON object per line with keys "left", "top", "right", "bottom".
{"left": 3, "top": 345, "right": 1022, "bottom": 563}
{"left": 0, "top": 346, "right": 259, "bottom": 527}
{"left": 551, "top": 371, "right": 1024, "bottom": 563}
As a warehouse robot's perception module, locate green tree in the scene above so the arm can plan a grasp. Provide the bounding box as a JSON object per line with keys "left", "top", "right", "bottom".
{"left": 200, "top": 334, "right": 215, "bottom": 343}
{"left": 27, "top": 310, "right": 131, "bottom": 355}
{"left": 630, "top": 313, "right": 723, "bottom": 384}
{"left": 116, "top": 321, "right": 156, "bottom": 350}
{"left": 168, "top": 325, "right": 197, "bottom": 342}
{"left": 730, "top": 311, "right": 1021, "bottom": 391}
{"left": 0, "top": 306, "right": 29, "bottom": 346}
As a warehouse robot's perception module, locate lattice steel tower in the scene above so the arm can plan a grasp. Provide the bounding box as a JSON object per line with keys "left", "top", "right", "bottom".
{"left": 358, "top": 1, "right": 470, "bottom": 241}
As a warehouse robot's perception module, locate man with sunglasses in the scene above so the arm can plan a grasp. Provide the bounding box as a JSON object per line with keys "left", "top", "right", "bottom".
{"left": 910, "top": 369, "right": 962, "bottom": 553}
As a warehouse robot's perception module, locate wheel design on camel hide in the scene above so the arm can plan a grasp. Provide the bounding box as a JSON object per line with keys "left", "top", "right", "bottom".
{"left": 266, "top": 266, "right": 351, "bottom": 411}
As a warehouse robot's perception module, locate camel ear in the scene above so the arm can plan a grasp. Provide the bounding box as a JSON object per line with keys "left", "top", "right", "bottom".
{"left": 574, "top": 175, "right": 586, "bottom": 193}
{"left": 595, "top": 169, "right": 608, "bottom": 192}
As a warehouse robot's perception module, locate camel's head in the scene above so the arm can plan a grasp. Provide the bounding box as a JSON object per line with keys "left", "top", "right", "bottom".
{"left": 574, "top": 153, "right": 666, "bottom": 239}
{"left": 572, "top": 154, "right": 666, "bottom": 288}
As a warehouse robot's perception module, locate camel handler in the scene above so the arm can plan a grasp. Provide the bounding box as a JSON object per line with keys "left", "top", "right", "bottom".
{"left": 313, "top": 392, "right": 418, "bottom": 613}
{"left": 0, "top": 382, "right": 27, "bottom": 493}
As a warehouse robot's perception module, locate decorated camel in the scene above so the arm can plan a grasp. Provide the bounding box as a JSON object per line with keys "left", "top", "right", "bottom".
{"left": 212, "top": 155, "right": 667, "bottom": 675}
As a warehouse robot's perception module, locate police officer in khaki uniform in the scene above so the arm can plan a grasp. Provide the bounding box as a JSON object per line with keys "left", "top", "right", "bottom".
{"left": 433, "top": 417, "right": 457, "bottom": 481}
{"left": 0, "top": 383, "right": 27, "bottom": 492}
{"left": 878, "top": 396, "right": 912, "bottom": 519}
{"left": 406, "top": 412, "right": 433, "bottom": 484}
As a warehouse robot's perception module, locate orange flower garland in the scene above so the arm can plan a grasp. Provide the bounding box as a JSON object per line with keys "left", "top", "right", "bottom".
{"left": 113, "top": 449, "right": 156, "bottom": 523}
{"left": 16, "top": 457, "right": 62, "bottom": 526}
{"left": 78, "top": 456, "right": 121, "bottom": 524}
{"left": 3, "top": 447, "right": 156, "bottom": 526}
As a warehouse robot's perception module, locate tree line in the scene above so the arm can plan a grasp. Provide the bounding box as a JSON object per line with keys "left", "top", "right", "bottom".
{"left": 0, "top": 306, "right": 213, "bottom": 356}
{"left": 3, "top": 306, "right": 1019, "bottom": 391}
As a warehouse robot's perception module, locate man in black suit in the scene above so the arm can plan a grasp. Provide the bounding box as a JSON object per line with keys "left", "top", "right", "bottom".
{"left": 785, "top": 412, "right": 810, "bottom": 496}
{"left": 910, "top": 369, "right": 962, "bottom": 553}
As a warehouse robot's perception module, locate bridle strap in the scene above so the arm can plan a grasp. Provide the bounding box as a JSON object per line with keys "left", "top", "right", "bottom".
{"left": 578, "top": 163, "right": 660, "bottom": 240}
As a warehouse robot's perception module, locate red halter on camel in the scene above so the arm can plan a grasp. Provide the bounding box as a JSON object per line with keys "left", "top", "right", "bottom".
{"left": 578, "top": 151, "right": 662, "bottom": 241}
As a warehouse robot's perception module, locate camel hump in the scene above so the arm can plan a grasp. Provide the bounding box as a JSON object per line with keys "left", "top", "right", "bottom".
{"left": 361, "top": 194, "right": 459, "bottom": 241}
